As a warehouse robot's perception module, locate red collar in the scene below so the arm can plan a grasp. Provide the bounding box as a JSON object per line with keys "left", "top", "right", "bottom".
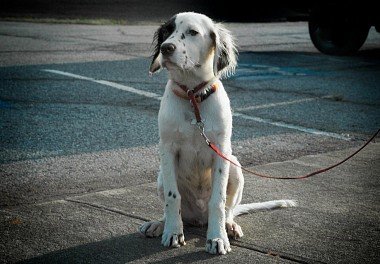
{"left": 171, "top": 79, "right": 217, "bottom": 123}
{"left": 172, "top": 80, "right": 218, "bottom": 103}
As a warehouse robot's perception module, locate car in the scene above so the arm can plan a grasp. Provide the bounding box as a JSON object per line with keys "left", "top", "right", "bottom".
{"left": 307, "top": 3, "right": 380, "bottom": 55}
{"left": 212, "top": 2, "right": 379, "bottom": 56}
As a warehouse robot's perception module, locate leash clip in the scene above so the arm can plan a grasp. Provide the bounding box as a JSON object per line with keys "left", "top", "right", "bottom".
{"left": 197, "top": 121, "right": 211, "bottom": 146}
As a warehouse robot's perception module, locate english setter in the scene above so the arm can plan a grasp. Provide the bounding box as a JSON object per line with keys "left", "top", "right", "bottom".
{"left": 139, "top": 12, "right": 296, "bottom": 255}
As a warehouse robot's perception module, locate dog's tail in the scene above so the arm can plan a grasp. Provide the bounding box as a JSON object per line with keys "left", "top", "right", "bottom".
{"left": 233, "top": 200, "right": 297, "bottom": 217}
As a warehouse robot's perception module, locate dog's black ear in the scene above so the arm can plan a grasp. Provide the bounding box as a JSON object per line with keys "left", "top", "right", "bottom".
{"left": 149, "top": 28, "right": 163, "bottom": 74}
{"left": 149, "top": 16, "right": 177, "bottom": 74}
{"left": 211, "top": 23, "right": 238, "bottom": 79}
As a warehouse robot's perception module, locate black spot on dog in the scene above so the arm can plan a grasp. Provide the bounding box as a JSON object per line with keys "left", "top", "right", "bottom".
{"left": 183, "top": 51, "right": 186, "bottom": 54}
{"left": 166, "top": 204, "right": 168, "bottom": 207}
{"left": 181, "top": 33, "right": 185, "bottom": 40}
{"left": 219, "top": 168, "right": 222, "bottom": 174}
{"left": 210, "top": 31, "right": 232, "bottom": 72}
{"left": 210, "top": 31, "right": 216, "bottom": 42}
{"left": 217, "top": 47, "right": 230, "bottom": 72}
{"left": 168, "top": 191, "right": 172, "bottom": 197}
{"left": 173, "top": 193, "right": 177, "bottom": 199}
{"left": 179, "top": 209, "right": 181, "bottom": 215}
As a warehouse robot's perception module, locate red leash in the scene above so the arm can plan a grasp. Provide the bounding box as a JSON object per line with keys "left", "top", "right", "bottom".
{"left": 176, "top": 81, "right": 379, "bottom": 180}
{"left": 208, "top": 129, "right": 379, "bottom": 179}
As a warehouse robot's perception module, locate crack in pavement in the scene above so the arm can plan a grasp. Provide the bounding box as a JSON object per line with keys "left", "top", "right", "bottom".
{"left": 65, "top": 197, "right": 151, "bottom": 222}
{"left": 64, "top": 195, "right": 321, "bottom": 263}
{"left": 230, "top": 241, "right": 326, "bottom": 264}
{"left": 186, "top": 226, "right": 325, "bottom": 264}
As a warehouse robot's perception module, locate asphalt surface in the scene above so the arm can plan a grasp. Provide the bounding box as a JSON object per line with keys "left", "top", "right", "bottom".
{"left": 0, "top": 21, "right": 380, "bottom": 263}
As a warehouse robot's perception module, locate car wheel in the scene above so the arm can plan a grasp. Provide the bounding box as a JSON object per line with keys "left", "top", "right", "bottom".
{"left": 308, "top": 7, "right": 370, "bottom": 55}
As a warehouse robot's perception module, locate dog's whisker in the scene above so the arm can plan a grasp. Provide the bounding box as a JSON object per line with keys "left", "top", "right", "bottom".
{"left": 184, "top": 57, "right": 202, "bottom": 71}
{"left": 187, "top": 58, "right": 196, "bottom": 66}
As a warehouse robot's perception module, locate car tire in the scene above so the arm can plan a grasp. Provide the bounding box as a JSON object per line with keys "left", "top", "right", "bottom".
{"left": 308, "top": 8, "right": 370, "bottom": 55}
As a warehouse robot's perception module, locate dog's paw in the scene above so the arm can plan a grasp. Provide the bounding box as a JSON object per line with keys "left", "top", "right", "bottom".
{"left": 226, "top": 221, "right": 243, "bottom": 240}
{"left": 205, "top": 237, "right": 231, "bottom": 255}
{"left": 161, "top": 230, "right": 186, "bottom": 247}
{"left": 139, "top": 221, "right": 164, "bottom": 238}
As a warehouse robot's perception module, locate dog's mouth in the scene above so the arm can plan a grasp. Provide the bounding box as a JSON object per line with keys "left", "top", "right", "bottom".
{"left": 162, "top": 58, "right": 180, "bottom": 70}
{"left": 163, "top": 58, "right": 201, "bottom": 72}
{"left": 162, "top": 59, "right": 175, "bottom": 66}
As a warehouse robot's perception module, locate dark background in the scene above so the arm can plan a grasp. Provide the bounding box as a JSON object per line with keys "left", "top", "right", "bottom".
{"left": 1, "top": 0, "right": 309, "bottom": 23}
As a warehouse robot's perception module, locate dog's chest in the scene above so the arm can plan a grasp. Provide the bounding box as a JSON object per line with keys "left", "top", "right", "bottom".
{"left": 159, "top": 92, "right": 215, "bottom": 192}
{"left": 175, "top": 129, "right": 213, "bottom": 222}
{"left": 158, "top": 82, "right": 232, "bottom": 223}
{"left": 159, "top": 91, "right": 218, "bottom": 145}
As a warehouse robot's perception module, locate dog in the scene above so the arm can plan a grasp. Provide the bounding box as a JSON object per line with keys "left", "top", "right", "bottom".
{"left": 139, "top": 12, "right": 296, "bottom": 255}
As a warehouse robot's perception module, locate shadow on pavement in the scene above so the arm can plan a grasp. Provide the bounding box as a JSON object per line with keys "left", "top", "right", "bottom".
{"left": 17, "top": 232, "right": 214, "bottom": 263}
{"left": 355, "top": 48, "right": 380, "bottom": 59}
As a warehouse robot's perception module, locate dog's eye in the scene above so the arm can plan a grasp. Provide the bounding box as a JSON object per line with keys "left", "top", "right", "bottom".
{"left": 188, "top": 29, "right": 199, "bottom": 36}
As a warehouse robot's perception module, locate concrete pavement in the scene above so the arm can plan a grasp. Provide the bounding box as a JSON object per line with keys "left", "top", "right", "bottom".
{"left": 1, "top": 141, "right": 379, "bottom": 263}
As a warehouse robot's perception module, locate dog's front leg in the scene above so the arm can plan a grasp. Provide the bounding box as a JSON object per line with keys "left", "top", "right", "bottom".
{"left": 206, "top": 143, "right": 232, "bottom": 255}
{"left": 159, "top": 144, "right": 185, "bottom": 248}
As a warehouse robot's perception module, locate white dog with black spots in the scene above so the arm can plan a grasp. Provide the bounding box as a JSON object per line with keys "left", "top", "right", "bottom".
{"left": 139, "top": 12, "right": 296, "bottom": 255}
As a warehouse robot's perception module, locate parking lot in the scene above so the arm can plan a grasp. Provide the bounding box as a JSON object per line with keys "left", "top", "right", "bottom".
{"left": 1, "top": 21, "right": 379, "bottom": 263}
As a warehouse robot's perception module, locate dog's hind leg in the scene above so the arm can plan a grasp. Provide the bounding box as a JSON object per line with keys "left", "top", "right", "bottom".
{"left": 225, "top": 155, "right": 244, "bottom": 240}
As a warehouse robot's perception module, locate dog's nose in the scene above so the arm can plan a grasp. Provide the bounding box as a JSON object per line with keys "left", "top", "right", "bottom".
{"left": 161, "top": 43, "right": 176, "bottom": 56}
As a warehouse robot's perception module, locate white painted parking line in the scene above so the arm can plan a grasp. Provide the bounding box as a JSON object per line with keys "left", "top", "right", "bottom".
{"left": 235, "top": 95, "right": 334, "bottom": 111}
{"left": 42, "top": 69, "right": 351, "bottom": 141}
{"left": 42, "top": 69, "right": 162, "bottom": 100}
{"left": 233, "top": 112, "right": 351, "bottom": 141}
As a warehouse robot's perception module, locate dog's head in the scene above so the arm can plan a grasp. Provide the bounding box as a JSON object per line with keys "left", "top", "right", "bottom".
{"left": 149, "top": 12, "right": 237, "bottom": 79}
